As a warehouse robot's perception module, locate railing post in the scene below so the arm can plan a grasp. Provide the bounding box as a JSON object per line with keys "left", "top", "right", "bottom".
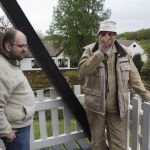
{"left": 50, "top": 88, "right": 59, "bottom": 136}
{"left": 50, "top": 87, "right": 58, "bottom": 99}
{"left": 64, "top": 105, "right": 71, "bottom": 134}
{"left": 30, "top": 90, "right": 44, "bottom": 150}
{"left": 36, "top": 89, "right": 48, "bottom": 150}
{"left": 74, "top": 85, "right": 82, "bottom": 131}
{"left": 74, "top": 85, "right": 81, "bottom": 95}
{"left": 132, "top": 95, "right": 141, "bottom": 150}
{"left": 126, "top": 92, "right": 131, "bottom": 150}
{"left": 142, "top": 102, "right": 150, "bottom": 150}
{"left": 36, "top": 89, "right": 44, "bottom": 101}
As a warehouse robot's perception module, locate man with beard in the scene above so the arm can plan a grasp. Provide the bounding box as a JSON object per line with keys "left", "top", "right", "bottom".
{"left": 78, "top": 20, "right": 150, "bottom": 150}
{"left": 0, "top": 29, "right": 36, "bottom": 150}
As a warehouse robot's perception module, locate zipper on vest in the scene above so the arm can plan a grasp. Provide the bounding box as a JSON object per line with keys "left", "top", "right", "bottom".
{"left": 103, "top": 54, "right": 109, "bottom": 113}
{"left": 115, "top": 54, "right": 120, "bottom": 115}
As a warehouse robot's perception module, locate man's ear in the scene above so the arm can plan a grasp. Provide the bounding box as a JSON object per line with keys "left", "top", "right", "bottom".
{"left": 5, "top": 42, "right": 12, "bottom": 52}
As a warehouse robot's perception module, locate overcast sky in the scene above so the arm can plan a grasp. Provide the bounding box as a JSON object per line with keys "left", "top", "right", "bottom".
{"left": 0, "top": 0, "right": 150, "bottom": 34}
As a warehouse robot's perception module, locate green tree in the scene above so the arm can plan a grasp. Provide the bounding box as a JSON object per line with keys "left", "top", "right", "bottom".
{"left": 0, "top": 15, "right": 12, "bottom": 49}
{"left": 140, "top": 40, "right": 150, "bottom": 76}
{"left": 46, "top": 0, "right": 111, "bottom": 62}
{"left": 132, "top": 53, "right": 144, "bottom": 74}
{"left": 0, "top": 15, "right": 12, "bottom": 32}
{"left": 117, "top": 28, "right": 150, "bottom": 40}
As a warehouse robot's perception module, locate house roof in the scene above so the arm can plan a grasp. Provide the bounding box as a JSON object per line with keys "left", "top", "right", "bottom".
{"left": 44, "top": 42, "right": 62, "bottom": 57}
{"left": 117, "top": 39, "right": 135, "bottom": 47}
{"left": 25, "top": 42, "right": 62, "bottom": 58}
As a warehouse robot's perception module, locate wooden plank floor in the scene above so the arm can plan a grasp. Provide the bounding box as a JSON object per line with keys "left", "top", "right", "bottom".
{"left": 52, "top": 138, "right": 91, "bottom": 150}
{"left": 1, "top": 138, "right": 91, "bottom": 150}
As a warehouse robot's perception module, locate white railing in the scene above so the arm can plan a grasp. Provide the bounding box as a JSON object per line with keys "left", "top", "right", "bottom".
{"left": 30, "top": 85, "right": 86, "bottom": 150}
{"left": 0, "top": 85, "right": 150, "bottom": 150}
{"left": 126, "top": 94, "right": 150, "bottom": 150}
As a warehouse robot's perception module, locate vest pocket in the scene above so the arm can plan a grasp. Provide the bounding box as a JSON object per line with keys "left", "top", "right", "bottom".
{"left": 84, "top": 88, "right": 101, "bottom": 112}
{"left": 85, "top": 74, "right": 101, "bottom": 90}
{"left": 120, "top": 62, "right": 131, "bottom": 80}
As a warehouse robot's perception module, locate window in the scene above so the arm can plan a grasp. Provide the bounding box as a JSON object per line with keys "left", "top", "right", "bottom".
{"left": 31, "top": 60, "right": 40, "bottom": 68}
{"left": 70, "top": 60, "right": 78, "bottom": 68}
{"left": 58, "top": 59, "right": 68, "bottom": 67}
{"left": 133, "top": 44, "right": 136, "bottom": 48}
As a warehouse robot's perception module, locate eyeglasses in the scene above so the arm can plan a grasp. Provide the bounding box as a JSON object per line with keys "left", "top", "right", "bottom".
{"left": 100, "top": 32, "right": 116, "bottom": 37}
{"left": 10, "top": 43, "right": 28, "bottom": 49}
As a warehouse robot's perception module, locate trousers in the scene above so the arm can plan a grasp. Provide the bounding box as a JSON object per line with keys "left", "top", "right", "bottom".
{"left": 2, "top": 125, "right": 30, "bottom": 150}
{"left": 86, "top": 110, "right": 126, "bottom": 150}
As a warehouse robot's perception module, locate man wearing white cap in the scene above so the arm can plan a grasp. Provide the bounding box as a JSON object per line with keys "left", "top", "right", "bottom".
{"left": 78, "top": 20, "right": 150, "bottom": 150}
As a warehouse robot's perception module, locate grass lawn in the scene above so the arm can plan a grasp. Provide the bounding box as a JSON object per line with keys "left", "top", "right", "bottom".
{"left": 33, "top": 119, "right": 77, "bottom": 139}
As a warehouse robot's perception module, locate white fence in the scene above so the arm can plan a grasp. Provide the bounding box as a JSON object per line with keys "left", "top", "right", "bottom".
{"left": 126, "top": 94, "right": 150, "bottom": 150}
{"left": 0, "top": 85, "right": 150, "bottom": 150}
{"left": 30, "top": 85, "right": 86, "bottom": 150}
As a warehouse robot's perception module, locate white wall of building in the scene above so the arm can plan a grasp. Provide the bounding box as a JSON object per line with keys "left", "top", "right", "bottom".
{"left": 20, "top": 52, "right": 71, "bottom": 71}
{"left": 56, "top": 52, "right": 70, "bottom": 69}
{"left": 20, "top": 58, "right": 41, "bottom": 71}
{"left": 129, "top": 41, "right": 144, "bottom": 56}
{"left": 128, "top": 42, "right": 147, "bottom": 61}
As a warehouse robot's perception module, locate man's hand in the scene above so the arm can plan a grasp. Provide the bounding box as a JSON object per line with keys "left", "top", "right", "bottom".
{"left": 6, "top": 129, "right": 17, "bottom": 142}
{"left": 99, "top": 35, "right": 113, "bottom": 53}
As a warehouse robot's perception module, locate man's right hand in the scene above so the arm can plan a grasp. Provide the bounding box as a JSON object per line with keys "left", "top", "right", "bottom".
{"left": 6, "top": 129, "right": 17, "bottom": 142}
{"left": 99, "top": 34, "right": 114, "bottom": 53}
{"left": 99, "top": 35, "right": 113, "bottom": 53}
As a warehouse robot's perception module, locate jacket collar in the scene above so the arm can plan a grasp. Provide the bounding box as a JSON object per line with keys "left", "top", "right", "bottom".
{"left": 91, "top": 40, "right": 127, "bottom": 57}
{"left": 114, "top": 40, "right": 126, "bottom": 57}
{"left": 0, "top": 52, "right": 20, "bottom": 66}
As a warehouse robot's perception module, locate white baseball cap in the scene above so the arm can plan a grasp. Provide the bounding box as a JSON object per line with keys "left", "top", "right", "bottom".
{"left": 98, "top": 20, "right": 117, "bottom": 34}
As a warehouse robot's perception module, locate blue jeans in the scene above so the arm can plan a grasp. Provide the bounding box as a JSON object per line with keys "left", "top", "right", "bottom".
{"left": 2, "top": 125, "right": 30, "bottom": 150}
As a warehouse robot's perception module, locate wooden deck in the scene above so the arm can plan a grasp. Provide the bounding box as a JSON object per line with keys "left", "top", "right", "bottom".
{"left": 52, "top": 139, "right": 91, "bottom": 150}
{"left": 0, "top": 138, "right": 91, "bottom": 150}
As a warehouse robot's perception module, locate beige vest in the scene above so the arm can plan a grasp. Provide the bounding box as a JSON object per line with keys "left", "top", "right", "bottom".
{"left": 84, "top": 46, "right": 130, "bottom": 118}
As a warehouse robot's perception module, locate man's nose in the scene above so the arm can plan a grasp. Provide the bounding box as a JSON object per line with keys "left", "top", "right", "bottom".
{"left": 22, "top": 47, "right": 28, "bottom": 53}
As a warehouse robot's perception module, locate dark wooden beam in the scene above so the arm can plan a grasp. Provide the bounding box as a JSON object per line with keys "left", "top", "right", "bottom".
{"left": 0, "top": 0, "right": 91, "bottom": 139}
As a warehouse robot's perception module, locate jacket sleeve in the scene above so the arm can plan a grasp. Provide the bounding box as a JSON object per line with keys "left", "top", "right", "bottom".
{"left": 78, "top": 48, "right": 105, "bottom": 78}
{"left": 128, "top": 57, "right": 150, "bottom": 102}
{"left": 0, "top": 74, "right": 12, "bottom": 137}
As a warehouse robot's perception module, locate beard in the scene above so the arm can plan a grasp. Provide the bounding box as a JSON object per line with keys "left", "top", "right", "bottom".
{"left": 9, "top": 51, "right": 24, "bottom": 61}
